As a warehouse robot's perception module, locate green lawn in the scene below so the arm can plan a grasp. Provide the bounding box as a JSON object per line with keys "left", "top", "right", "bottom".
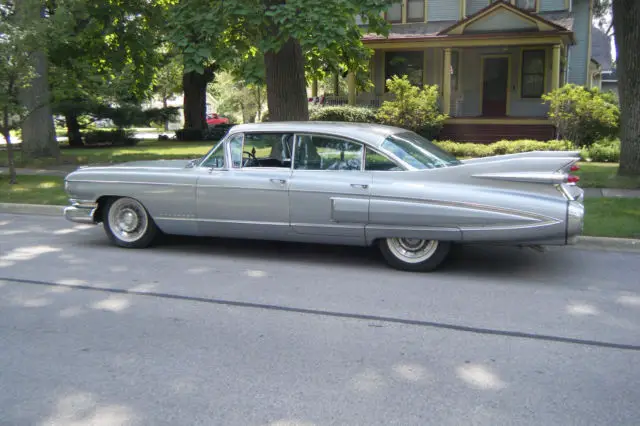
{"left": 583, "top": 198, "right": 640, "bottom": 239}
{"left": 2, "top": 174, "right": 639, "bottom": 240}
{"left": 0, "top": 175, "right": 68, "bottom": 205}
{"left": 576, "top": 162, "right": 640, "bottom": 189}
{"left": 0, "top": 139, "right": 214, "bottom": 168}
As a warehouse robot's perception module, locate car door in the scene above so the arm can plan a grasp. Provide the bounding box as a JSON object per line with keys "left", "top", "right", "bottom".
{"left": 288, "top": 133, "right": 371, "bottom": 242}
{"left": 195, "top": 132, "right": 293, "bottom": 239}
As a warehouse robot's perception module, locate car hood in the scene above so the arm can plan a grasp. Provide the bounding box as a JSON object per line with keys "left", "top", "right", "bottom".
{"left": 80, "top": 159, "right": 195, "bottom": 170}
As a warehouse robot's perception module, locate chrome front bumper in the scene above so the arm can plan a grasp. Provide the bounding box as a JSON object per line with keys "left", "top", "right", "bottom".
{"left": 63, "top": 202, "right": 98, "bottom": 224}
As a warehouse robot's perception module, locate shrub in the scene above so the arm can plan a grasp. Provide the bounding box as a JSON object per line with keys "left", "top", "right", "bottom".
{"left": 433, "top": 139, "right": 575, "bottom": 158}
{"left": 83, "top": 129, "right": 138, "bottom": 146}
{"left": 310, "top": 105, "right": 379, "bottom": 123}
{"left": 175, "top": 128, "right": 204, "bottom": 141}
{"left": 376, "top": 75, "right": 448, "bottom": 139}
{"left": 581, "top": 139, "right": 621, "bottom": 163}
{"left": 203, "top": 124, "right": 233, "bottom": 141}
{"left": 542, "top": 84, "right": 619, "bottom": 148}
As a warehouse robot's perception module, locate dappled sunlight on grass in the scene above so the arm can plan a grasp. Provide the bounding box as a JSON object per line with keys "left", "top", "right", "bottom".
{"left": 577, "top": 163, "right": 640, "bottom": 189}
{"left": 0, "top": 176, "right": 67, "bottom": 205}
{"left": 584, "top": 198, "right": 640, "bottom": 238}
{"left": 456, "top": 363, "right": 507, "bottom": 390}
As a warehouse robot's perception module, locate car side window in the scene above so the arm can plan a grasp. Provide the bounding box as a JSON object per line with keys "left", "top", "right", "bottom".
{"left": 201, "top": 140, "right": 226, "bottom": 168}
{"left": 293, "top": 134, "right": 363, "bottom": 171}
{"left": 364, "top": 148, "right": 402, "bottom": 171}
{"left": 229, "top": 134, "right": 244, "bottom": 168}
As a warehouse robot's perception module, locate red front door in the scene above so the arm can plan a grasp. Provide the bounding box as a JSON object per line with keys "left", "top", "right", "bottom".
{"left": 482, "top": 57, "right": 509, "bottom": 117}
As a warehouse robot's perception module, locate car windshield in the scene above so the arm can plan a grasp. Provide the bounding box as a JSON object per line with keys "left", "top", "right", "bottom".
{"left": 381, "top": 132, "right": 460, "bottom": 169}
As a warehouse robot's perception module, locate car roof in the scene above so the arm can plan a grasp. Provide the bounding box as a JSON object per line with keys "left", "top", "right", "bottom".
{"left": 227, "top": 121, "right": 409, "bottom": 148}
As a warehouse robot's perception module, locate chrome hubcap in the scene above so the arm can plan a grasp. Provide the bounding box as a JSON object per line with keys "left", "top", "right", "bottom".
{"left": 387, "top": 238, "right": 438, "bottom": 264}
{"left": 108, "top": 198, "right": 148, "bottom": 242}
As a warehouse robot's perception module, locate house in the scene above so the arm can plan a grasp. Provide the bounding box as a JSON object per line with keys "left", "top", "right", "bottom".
{"left": 325, "top": 0, "right": 598, "bottom": 142}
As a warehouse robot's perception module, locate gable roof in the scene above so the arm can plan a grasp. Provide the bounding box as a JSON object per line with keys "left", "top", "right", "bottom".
{"left": 438, "top": 0, "right": 571, "bottom": 35}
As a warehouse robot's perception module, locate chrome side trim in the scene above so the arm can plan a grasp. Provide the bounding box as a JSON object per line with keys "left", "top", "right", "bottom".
{"left": 66, "top": 180, "right": 194, "bottom": 187}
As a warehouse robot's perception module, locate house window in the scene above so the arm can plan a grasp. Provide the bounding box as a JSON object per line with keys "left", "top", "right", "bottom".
{"left": 521, "top": 49, "right": 546, "bottom": 98}
{"left": 385, "top": 51, "right": 424, "bottom": 89}
{"left": 515, "top": 0, "right": 537, "bottom": 11}
{"left": 407, "top": 0, "right": 425, "bottom": 22}
{"left": 385, "top": 1, "right": 402, "bottom": 23}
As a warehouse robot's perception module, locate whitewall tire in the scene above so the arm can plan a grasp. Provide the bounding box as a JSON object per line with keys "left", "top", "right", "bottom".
{"left": 103, "top": 197, "right": 158, "bottom": 248}
{"left": 379, "top": 238, "right": 451, "bottom": 272}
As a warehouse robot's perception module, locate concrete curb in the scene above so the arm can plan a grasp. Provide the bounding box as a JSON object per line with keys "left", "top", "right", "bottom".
{"left": 574, "top": 236, "right": 640, "bottom": 253}
{"left": 1, "top": 202, "right": 639, "bottom": 253}
{"left": 0, "top": 203, "right": 65, "bottom": 216}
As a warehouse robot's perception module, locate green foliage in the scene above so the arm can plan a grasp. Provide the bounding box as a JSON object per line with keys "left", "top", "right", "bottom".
{"left": 542, "top": 84, "right": 620, "bottom": 148}
{"left": 310, "top": 105, "right": 379, "bottom": 123}
{"left": 83, "top": 129, "right": 138, "bottom": 147}
{"left": 376, "top": 75, "right": 448, "bottom": 139}
{"left": 208, "top": 71, "right": 266, "bottom": 124}
{"left": 432, "top": 138, "right": 621, "bottom": 163}
{"left": 434, "top": 139, "right": 573, "bottom": 158}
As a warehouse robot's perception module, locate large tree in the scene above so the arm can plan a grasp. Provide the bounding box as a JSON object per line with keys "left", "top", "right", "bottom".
{"left": 172, "top": 0, "right": 390, "bottom": 123}
{"left": 0, "top": 0, "right": 35, "bottom": 183}
{"left": 610, "top": 0, "right": 640, "bottom": 175}
{"left": 15, "top": 0, "right": 59, "bottom": 160}
{"left": 46, "top": 0, "right": 166, "bottom": 146}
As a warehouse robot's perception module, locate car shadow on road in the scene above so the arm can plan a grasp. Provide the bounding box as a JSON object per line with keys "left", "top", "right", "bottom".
{"left": 120, "top": 234, "right": 559, "bottom": 277}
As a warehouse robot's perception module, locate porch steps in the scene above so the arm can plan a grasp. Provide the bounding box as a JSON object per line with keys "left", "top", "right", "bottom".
{"left": 439, "top": 123, "right": 557, "bottom": 143}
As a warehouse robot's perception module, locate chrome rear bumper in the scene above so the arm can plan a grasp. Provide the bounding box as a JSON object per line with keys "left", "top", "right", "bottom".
{"left": 63, "top": 202, "right": 98, "bottom": 224}
{"left": 566, "top": 200, "right": 585, "bottom": 245}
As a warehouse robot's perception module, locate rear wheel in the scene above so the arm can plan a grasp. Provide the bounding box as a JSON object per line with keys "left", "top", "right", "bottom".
{"left": 103, "top": 197, "right": 158, "bottom": 248}
{"left": 379, "top": 238, "right": 451, "bottom": 272}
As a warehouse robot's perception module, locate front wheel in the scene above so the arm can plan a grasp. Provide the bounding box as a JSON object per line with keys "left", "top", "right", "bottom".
{"left": 103, "top": 197, "right": 158, "bottom": 248}
{"left": 379, "top": 238, "right": 451, "bottom": 272}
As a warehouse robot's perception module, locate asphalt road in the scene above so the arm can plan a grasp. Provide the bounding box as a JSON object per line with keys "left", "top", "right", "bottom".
{"left": 1, "top": 213, "right": 639, "bottom": 426}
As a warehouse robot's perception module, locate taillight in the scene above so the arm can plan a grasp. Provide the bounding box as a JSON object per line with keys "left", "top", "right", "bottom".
{"left": 570, "top": 164, "right": 580, "bottom": 172}
{"left": 567, "top": 175, "right": 580, "bottom": 183}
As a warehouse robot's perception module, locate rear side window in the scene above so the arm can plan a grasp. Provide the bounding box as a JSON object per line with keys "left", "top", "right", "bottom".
{"left": 293, "top": 134, "right": 363, "bottom": 171}
{"left": 364, "top": 148, "right": 402, "bottom": 171}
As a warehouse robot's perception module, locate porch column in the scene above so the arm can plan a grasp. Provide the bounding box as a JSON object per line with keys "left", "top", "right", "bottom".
{"left": 551, "top": 44, "right": 561, "bottom": 91}
{"left": 311, "top": 78, "right": 318, "bottom": 97}
{"left": 347, "top": 71, "right": 356, "bottom": 105}
{"left": 442, "top": 48, "right": 452, "bottom": 115}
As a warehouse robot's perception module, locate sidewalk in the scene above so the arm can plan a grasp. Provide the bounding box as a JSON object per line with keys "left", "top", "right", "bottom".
{"left": 2, "top": 166, "right": 640, "bottom": 198}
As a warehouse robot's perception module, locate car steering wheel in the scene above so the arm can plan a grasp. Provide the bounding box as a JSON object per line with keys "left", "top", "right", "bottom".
{"left": 243, "top": 150, "right": 259, "bottom": 167}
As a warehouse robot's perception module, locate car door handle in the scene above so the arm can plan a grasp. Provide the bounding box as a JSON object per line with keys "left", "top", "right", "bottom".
{"left": 350, "top": 183, "right": 369, "bottom": 189}
{"left": 270, "top": 178, "right": 287, "bottom": 184}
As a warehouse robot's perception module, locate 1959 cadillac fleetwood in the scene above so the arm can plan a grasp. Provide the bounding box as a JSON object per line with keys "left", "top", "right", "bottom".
{"left": 63, "top": 122, "right": 584, "bottom": 272}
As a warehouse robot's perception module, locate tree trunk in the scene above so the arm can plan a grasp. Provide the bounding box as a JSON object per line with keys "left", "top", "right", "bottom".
{"left": 65, "top": 113, "right": 84, "bottom": 147}
{"left": 17, "top": 1, "right": 59, "bottom": 160}
{"left": 264, "top": 37, "right": 309, "bottom": 121}
{"left": 613, "top": 0, "right": 640, "bottom": 175}
{"left": 2, "top": 107, "right": 17, "bottom": 184}
{"left": 182, "top": 68, "right": 214, "bottom": 130}
{"left": 334, "top": 72, "right": 340, "bottom": 96}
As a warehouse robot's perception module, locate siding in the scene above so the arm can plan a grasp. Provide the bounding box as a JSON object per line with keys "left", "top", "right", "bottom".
{"left": 429, "top": 0, "right": 460, "bottom": 21}
{"left": 464, "top": 9, "right": 538, "bottom": 32}
{"left": 567, "top": 0, "right": 591, "bottom": 85}
{"left": 466, "top": 0, "right": 488, "bottom": 16}
{"left": 539, "top": 0, "right": 567, "bottom": 12}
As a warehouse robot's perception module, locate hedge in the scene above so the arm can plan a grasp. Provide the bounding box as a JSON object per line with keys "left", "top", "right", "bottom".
{"left": 433, "top": 138, "right": 620, "bottom": 163}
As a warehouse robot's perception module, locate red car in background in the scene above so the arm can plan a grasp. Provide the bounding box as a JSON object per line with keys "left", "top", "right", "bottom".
{"left": 206, "top": 113, "right": 229, "bottom": 126}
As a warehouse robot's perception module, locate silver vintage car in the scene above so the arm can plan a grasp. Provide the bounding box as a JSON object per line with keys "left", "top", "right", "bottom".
{"left": 63, "top": 122, "right": 584, "bottom": 272}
